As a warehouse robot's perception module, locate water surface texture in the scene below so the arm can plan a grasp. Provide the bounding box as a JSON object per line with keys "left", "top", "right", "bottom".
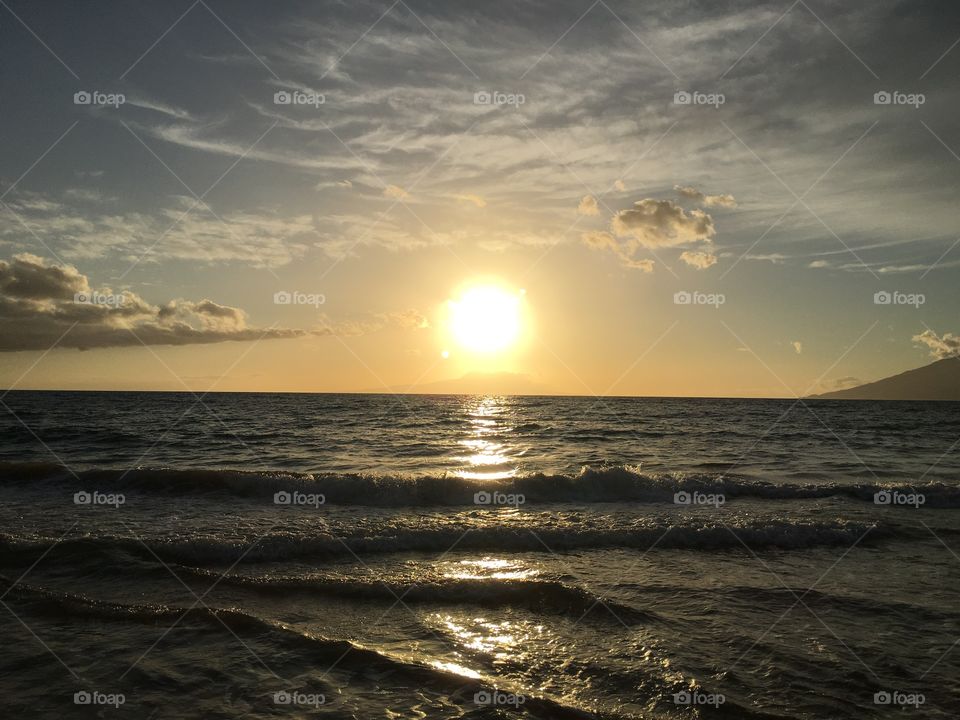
{"left": 1, "top": 391, "right": 958, "bottom": 718}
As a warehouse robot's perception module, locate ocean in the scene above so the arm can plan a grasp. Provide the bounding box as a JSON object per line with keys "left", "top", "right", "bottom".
{"left": 0, "top": 391, "right": 958, "bottom": 718}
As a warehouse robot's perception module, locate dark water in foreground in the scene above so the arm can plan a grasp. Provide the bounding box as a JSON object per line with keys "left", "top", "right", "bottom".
{"left": 0, "top": 391, "right": 959, "bottom": 718}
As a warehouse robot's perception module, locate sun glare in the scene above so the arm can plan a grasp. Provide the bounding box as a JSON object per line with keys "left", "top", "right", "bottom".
{"left": 447, "top": 284, "right": 523, "bottom": 354}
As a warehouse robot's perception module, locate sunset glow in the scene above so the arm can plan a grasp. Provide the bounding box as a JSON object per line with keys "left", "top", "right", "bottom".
{"left": 446, "top": 284, "right": 524, "bottom": 355}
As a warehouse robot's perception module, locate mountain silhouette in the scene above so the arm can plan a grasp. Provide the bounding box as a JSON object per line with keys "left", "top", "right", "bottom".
{"left": 812, "top": 358, "right": 960, "bottom": 401}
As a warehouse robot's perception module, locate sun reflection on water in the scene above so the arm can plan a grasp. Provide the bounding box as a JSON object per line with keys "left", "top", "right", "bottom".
{"left": 442, "top": 558, "right": 539, "bottom": 581}
{"left": 428, "top": 659, "right": 482, "bottom": 679}
{"left": 432, "top": 613, "right": 547, "bottom": 662}
{"left": 451, "top": 397, "right": 520, "bottom": 480}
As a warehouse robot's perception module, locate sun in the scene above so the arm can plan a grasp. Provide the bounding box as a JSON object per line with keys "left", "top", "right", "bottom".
{"left": 447, "top": 284, "right": 524, "bottom": 354}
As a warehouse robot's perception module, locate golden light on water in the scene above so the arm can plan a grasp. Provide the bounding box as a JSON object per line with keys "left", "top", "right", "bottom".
{"left": 442, "top": 558, "right": 539, "bottom": 581}
{"left": 450, "top": 397, "right": 519, "bottom": 480}
{"left": 431, "top": 611, "right": 547, "bottom": 662}
{"left": 428, "top": 660, "right": 482, "bottom": 679}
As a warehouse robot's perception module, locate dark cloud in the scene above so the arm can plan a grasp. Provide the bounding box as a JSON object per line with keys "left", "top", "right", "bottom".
{"left": 0, "top": 254, "right": 429, "bottom": 352}
{"left": 0, "top": 253, "right": 88, "bottom": 300}
{"left": 0, "top": 254, "right": 303, "bottom": 352}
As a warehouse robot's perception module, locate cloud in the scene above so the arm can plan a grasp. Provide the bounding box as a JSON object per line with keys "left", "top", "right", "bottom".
{"left": 0, "top": 255, "right": 423, "bottom": 353}
{"left": 0, "top": 253, "right": 88, "bottom": 300}
{"left": 792, "top": 341, "right": 802, "bottom": 354}
{"left": 577, "top": 194, "right": 599, "bottom": 215}
{"left": 825, "top": 376, "right": 862, "bottom": 391}
{"left": 744, "top": 253, "right": 786, "bottom": 264}
{"left": 316, "top": 179, "right": 356, "bottom": 190}
{"left": 614, "top": 180, "right": 626, "bottom": 191}
{"left": 808, "top": 260, "right": 829, "bottom": 268}
{"left": 384, "top": 184, "right": 409, "bottom": 200}
{"left": 454, "top": 193, "right": 487, "bottom": 208}
{"left": 0, "top": 254, "right": 304, "bottom": 352}
{"left": 64, "top": 188, "right": 114, "bottom": 204}
{"left": 126, "top": 97, "right": 194, "bottom": 121}
{"left": 611, "top": 199, "right": 716, "bottom": 248}
{"left": 624, "top": 258, "right": 655, "bottom": 272}
{"left": 674, "top": 185, "right": 737, "bottom": 209}
{"left": 679, "top": 250, "right": 717, "bottom": 270}
{"left": 328, "top": 309, "right": 429, "bottom": 337}
{"left": 0, "top": 191, "right": 317, "bottom": 269}
{"left": 581, "top": 231, "right": 653, "bottom": 272}
{"left": 147, "top": 122, "right": 367, "bottom": 173}
{"left": 913, "top": 329, "right": 960, "bottom": 359}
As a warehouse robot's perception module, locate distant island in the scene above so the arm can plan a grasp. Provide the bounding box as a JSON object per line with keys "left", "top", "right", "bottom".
{"left": 811, "top": 358, "right": 960, "bottom": 401}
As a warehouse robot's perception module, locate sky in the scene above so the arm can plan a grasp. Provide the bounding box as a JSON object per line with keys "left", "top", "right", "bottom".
{"left": 0, "top": 0, "right": 958, "bottom": 397}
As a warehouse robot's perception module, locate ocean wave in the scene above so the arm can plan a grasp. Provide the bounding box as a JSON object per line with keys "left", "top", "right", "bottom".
{"left": 178, "top": 568, "right": 655, "bottom": 622}
{"left": 2, "top": 461, "right": 958, "bottom": 507}
{"left": 0, "top": 577, "right": 602, "bottom": 719}
{"left": 626, "top": 583, "right": 960, "bottom": 624}
{"left": 0, "top": 519, "right": 885, "bottom": 566}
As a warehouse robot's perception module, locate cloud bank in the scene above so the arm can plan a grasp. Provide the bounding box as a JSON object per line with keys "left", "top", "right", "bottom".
{"left": 0, "top": 254, "right": 304, "bottom": 352}
{"left": 0, "top": 255, "right": 426, "bottom": 352}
